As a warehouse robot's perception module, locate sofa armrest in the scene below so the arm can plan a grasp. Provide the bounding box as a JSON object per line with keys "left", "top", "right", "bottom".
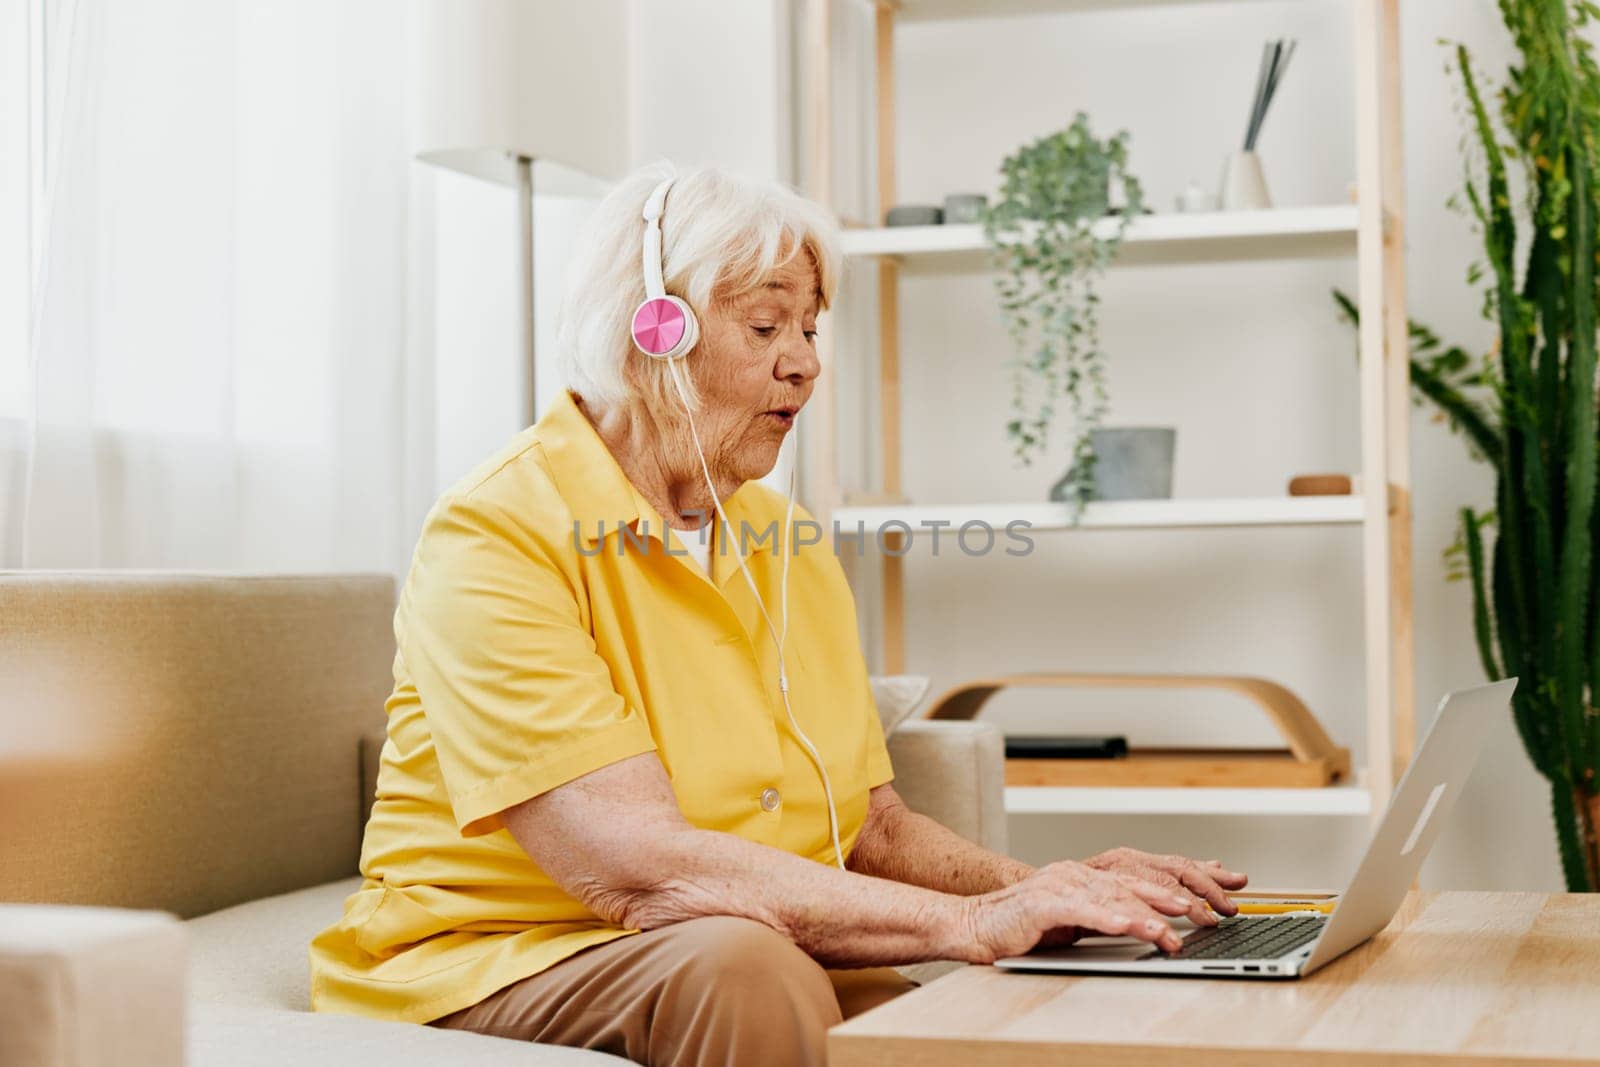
{"left": 885, "top": 720, "right": 1008, "bottom": 855}
{"left": 0, "top": 905, "right": 186, "bottom": 1067}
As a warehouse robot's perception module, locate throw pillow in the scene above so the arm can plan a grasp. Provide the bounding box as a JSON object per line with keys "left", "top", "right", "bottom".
{"left": 869, "top": 674, "right": 931, "bottom": 736}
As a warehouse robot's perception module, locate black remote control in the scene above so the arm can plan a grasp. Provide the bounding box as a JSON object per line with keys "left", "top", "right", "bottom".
{"left": 1004, "top": 735, "right": 1129, "bottom": 760}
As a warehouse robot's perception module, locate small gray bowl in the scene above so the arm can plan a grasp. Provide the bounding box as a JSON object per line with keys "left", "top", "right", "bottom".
{"left": 885, "top": 204, "right": 943, "bottom": 227}
{"left": 942, "top": 193, "right": 987, "bottom": 224}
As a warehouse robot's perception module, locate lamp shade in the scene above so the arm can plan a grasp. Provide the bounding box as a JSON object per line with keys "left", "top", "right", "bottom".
{"left": 412, "top": 0, "right": 629, "bottom": 185}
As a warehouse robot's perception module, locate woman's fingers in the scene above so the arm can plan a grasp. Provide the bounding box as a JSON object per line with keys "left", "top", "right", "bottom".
{"left": 1152, "top": 867, "right": 1218, "bottom": 926}
{"left": 1092, "top": 848, "right": 1249, "bottom": 892}
{"left": 1059, "top": 897, "right": 1182, "bottom": 954}
{"left": 1168, "top": 857, "right": 1240, "bottom": 917}
{"left": 1102, "top": 864, "right": 1214, "bottom": 926}
{"left": 1092, "top": 877, "right": 1184, "bottom": 953}
{"left": 1201, "top": 859, "right": 1251, "bottom": 889}
{"left": 1120, "top": 870, "right": 1206, "bottom": 921}
{"left": 994, "top": 863, "right": 1188, "bottom": 957}
{"left": 1078, "top": 849, "right": 1250, "bottom": 924}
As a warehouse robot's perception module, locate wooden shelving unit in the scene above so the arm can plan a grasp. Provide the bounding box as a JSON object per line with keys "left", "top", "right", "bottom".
{"left": 838, "top": 205, "right": 1361, "bottom": 265}
{"left": 799, "top": 0, "right": 1414, "bottom": 820}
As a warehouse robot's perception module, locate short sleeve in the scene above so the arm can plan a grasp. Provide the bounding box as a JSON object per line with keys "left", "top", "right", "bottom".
{"left": 397, "top": 492, "right": 657, "bottom": 837}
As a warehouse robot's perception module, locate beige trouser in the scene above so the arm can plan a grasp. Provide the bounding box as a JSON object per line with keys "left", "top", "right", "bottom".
{"left": 430, "top": 916, "right": 919, "bottom": 1066}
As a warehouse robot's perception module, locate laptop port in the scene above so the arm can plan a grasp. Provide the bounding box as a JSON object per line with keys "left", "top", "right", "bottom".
{"left": 1200, "top": 965, "right": 1231, "bottom": 972}
{"left": 1243, "top": 965, "right": 1261, "bottom": 972}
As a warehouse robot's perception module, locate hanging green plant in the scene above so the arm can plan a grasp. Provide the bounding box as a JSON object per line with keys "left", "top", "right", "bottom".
{"left": 981, "top": 112, "right": 1145, "bottom": 520}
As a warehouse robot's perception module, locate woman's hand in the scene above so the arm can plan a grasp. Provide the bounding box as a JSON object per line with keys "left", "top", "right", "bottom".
{"left": 959, "top": 860, "right": 1197, "bottom": 963}
{"left": 1083, "top": 847, "right": 1249, "bottom": 926}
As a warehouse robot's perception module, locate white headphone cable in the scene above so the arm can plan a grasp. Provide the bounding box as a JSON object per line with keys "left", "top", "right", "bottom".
{"left": 771, "top": 412, "right": 846, "bottom": 870}
{"left": 662, "top": 357, "right": 846, "bottom": 870}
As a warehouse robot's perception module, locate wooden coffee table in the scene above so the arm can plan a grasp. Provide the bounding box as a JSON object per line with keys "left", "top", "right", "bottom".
{"left": 828, "top": 892, "right": 1600, "bottom": 1066}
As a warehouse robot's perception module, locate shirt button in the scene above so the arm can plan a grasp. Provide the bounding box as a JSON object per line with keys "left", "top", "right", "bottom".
{"left": 759, "top": 787, "right": 781, "bottom": 812}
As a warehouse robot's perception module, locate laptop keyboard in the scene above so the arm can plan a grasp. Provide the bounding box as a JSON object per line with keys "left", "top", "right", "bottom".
{"left": 1141, "top": 915, "right": 1326, "bottom": 961}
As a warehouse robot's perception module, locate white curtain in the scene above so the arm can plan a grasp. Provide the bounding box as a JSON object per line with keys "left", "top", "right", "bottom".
{"left": 1, "top": 0, "right": 434, "bottom": 574}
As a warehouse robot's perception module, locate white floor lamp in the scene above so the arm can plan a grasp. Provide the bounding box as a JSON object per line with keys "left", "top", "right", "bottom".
{"left": 412, "top": 0, "right": 629, "bottom": 427}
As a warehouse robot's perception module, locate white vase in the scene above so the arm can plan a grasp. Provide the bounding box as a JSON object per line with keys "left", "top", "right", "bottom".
{"left": 1220, "top": 150, "right": 1272, "bottom": 210}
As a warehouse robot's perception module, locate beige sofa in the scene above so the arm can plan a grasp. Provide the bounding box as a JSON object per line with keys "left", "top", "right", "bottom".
{"left": 0, "top": 573, "right": 1006, "bottom": 1065}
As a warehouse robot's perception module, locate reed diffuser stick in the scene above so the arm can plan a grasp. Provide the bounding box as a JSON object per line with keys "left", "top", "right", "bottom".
{"left": 1243, "top": 37, "right": 1295, "bottom": 151}
{"left": 1243, "top": 42, "right": 1273, "bottom": 150}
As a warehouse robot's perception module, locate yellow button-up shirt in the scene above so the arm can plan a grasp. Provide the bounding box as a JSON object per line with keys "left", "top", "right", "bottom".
{"left": 309, "top": 389, "right": 893, "bottom": 1024}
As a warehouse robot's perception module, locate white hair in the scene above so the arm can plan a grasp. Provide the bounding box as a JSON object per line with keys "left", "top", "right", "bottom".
{"left": 555, "top": 161, "right": 843, "bottom": 416}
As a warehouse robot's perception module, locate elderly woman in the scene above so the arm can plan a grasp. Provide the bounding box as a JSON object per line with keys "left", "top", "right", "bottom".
{"left": 309, "top": 164, "right": 1247, "bottom": 1065}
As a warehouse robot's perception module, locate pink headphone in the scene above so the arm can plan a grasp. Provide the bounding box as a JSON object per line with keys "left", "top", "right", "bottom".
{"left": 630, "top": 176, "right": 701, "bottom": 361}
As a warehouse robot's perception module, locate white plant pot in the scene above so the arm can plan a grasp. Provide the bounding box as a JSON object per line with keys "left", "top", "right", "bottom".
{"left": 1220, "top": 150, "right": 1272, "bottom": 210}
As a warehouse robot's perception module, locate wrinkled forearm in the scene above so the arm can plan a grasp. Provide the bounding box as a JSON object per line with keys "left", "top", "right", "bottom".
{"left": 848, "top": 802, "right": 1034, "bottom": 896}
{"left": 577, "top": 827, "right": 980, "bottom": 967}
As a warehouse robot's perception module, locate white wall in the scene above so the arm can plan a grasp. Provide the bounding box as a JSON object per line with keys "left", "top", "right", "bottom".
{"left": 626, "top": 0, "right": 805, "bottom": 498}
{"left": 416, "top": 0, "right": 629, "bottom": 497}
{"left": 428, "top": 167, "right": 614, "bottom": 494}
{"left": 428, "top": 1, "right": 803, "bottom": 498}
{"left": 831, "top": 0, "right": 1558, "bottom": 891}
{"left": 630, "top": 0, "right": 794, "bottom": 179}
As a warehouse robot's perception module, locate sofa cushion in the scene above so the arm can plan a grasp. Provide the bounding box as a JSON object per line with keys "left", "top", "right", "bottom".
{"left": 185, "top": 879, "right": 625, "bottom": 1063}
{"left": 0, "top": 573, "right": 397, "bottom": 918}
{"left": 187, "top": 878, "right": 360, "bottom": 1012}
{"left": 869, "top": 674, "right": 932, "bottom": 736}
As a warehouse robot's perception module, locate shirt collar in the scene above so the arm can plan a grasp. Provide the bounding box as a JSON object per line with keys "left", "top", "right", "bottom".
{"left": 536, "top": 389, "right": 776, "bottom": 556}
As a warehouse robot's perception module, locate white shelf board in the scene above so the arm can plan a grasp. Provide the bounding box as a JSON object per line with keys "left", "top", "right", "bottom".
{"left": 833, "top": 496, "right": 1366, "bottom": 534}
{"left": 898, "top": 0, "right": 1281, "bottom": 21}
{"left": 1005, "top": 782, "right": 1373, "bottom": 817}
{"left": 839, "top": 206, "right": 1360, "bottom": 268}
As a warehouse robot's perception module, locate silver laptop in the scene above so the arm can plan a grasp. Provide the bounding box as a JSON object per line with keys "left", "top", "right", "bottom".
{"left": 995, "top": 678, "right": 1518, "bottom": 980}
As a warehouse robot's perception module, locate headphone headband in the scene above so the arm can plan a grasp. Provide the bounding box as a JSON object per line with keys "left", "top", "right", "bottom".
{"left": 640, "top": 176, "right": 674, "bottom": 301}
{"left": 631, "top": 174, "right": 697, "bottom": 360}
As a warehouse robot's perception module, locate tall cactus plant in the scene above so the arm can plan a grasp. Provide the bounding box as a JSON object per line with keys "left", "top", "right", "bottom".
{"left": 1455, "top": 2, "right": 1600, "bottom": 893}
{"left": 1345, "top": 2, "right": 1600, "bottom": 890}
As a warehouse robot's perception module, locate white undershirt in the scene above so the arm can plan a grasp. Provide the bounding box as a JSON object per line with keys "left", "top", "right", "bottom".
{"left": 673, "top": 523, "right": 713, "bottom": 575}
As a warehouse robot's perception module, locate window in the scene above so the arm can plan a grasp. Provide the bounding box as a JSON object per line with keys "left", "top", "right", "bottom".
{"left": 0, "top": 0, "right": 39, "bottom": 419}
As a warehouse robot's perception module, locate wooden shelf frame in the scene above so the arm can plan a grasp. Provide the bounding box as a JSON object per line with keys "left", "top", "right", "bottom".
{"left": 894, "top": 0, "right": 1286, "bottom": 20}
{"left": 926, "top": 671, "right": 1354, "bottom": 789}
{"left": 1005, "top": 781, "right": 1374, "bottom": 817}
{"left": 833, "top": 495, "right": 1371, "bottom": 532}
{"left": 798, "top": 0, "right": 1415, "bottom": 819}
